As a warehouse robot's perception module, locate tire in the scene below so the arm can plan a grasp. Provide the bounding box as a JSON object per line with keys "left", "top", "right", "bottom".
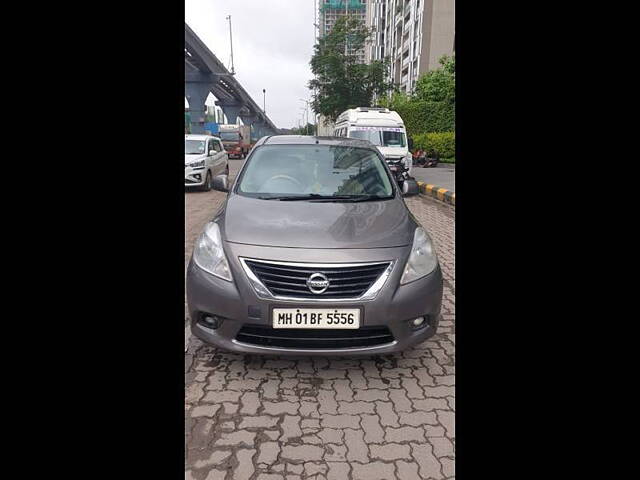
{"left": 201, "top": 171, "right": 212, "bottom": 191}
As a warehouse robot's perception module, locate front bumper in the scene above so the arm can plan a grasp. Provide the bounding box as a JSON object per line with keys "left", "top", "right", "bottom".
{"left": 185, "top": 166, "right": 206, "bottom": 186}
{"left": 386, "top": 158, "right": 412, "bottom": 178}
{"left": 186, "top": 243, "right": 443, "bottom": 356}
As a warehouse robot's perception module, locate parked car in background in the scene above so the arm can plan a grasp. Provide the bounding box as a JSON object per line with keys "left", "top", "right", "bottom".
{"left": 186, "top": 135, "right": 442, "bottom": 355}
{"left": 185, "top": 134, "right": 229, "bottom": 191}
{"left": 333, "top": 107, "right": 413, "bottom": 186}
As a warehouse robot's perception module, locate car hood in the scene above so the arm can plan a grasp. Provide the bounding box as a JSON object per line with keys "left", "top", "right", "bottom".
{"left": 185, "top": 154, "right": 206, "bottom": 164}
{"left": 220, "top": 194, "right": 415, "bottom": 249}
{"left": 376, "top": 146, "right": 408, "bottom": 159}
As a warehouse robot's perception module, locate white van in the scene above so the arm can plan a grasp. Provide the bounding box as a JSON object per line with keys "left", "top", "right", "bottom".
{"left": 333, "top": 107, "right": 412, "bottom": 178}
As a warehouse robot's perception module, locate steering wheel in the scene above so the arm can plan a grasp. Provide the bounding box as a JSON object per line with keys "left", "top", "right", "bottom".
{"left": 265, "top": 175, "right": 303, "bottom": 188}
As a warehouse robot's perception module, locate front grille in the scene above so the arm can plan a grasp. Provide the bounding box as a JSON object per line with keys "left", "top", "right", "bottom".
{"left": 386, "top": 159, "right": 405, "bottom": 168}
{"left": 236, "top": 324, "right": 394, "bottom": 349}
{"left": 243, "top": 260, "right": 390, "bottom": 299}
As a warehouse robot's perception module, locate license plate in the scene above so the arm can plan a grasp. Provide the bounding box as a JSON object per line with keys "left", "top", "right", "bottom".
{"left": 272, "top": 308, "right": 360, "bottom": 329}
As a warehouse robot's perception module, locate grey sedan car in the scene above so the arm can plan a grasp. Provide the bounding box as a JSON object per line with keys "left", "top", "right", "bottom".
{"left": 186, "top": 135, "right": 443, "bottom": 355}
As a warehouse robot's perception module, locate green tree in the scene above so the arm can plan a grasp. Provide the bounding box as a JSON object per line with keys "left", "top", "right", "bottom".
{"left": 185, "top": 111, "right": 191, "bottom": 134}
{"left": 376, "top": 55, "right": 455, "bottom": 135}
{"left": 378, "top": 90, "right": 412, "bottom": 110}
{"left": 414, "top": 55, "right": 455, "bottom": 103}
{"left": 290, "top": 123, "right": 315, "bottom": 135}
{"left": 309, "top": 16, "right": 393, "bottom": 122}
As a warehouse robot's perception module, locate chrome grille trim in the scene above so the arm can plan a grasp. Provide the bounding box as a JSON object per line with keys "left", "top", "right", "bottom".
{"left": 239, "top": 258, "right": 395, "bottom": 302}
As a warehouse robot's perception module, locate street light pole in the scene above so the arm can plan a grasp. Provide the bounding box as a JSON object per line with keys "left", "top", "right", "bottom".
{"left": 300, "top": 99, "right": 311, "bottom": 135}
{"left": 300, "top": 108, "right": 306, "bottom": 135}
{"left": 263, "top": 89, "right": 266, "bottom": 114}
{"left": 226, "top": 15, "right": 235, "bottom": 74}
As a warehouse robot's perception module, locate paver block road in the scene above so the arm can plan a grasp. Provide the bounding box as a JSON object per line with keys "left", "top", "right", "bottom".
{"left": 185, "top": 158, "right": 455, "bottom": 479}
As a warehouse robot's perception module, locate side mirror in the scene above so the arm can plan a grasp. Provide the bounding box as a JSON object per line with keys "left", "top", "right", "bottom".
{"left": 212, "top": 175, "right": 229, "bottom": 192}
{"left": 402, "top": 179, "right": 419, "bottom": 196}
{"left": 208, "top": 150, "right": 215, "bottom": 156}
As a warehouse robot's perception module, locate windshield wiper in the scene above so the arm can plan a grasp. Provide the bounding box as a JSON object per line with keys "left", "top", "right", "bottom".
{"left": 338, "top": 194, "right": 392, "bottom": 202}
{"left": 257, "top": 194, "right": 391, "bottom": 202}
{"left": 258, "top": 194, "right": 328, "bottom": 201}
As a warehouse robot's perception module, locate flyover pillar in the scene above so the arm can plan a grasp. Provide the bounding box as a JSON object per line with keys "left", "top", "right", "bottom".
{"left": 252, "top": 122, "right": 270, "bottom": 141}
{"left": 185, "top": 82, "right": 211, "bottom": 134}
{"left": 240, "top": 113, "right": 259, "bottom": 140}
{"left": 220, "top": 105, "right": 242, "bottom": 125}
{"left": 241, "top": 111, "right": 274, "bottom": 141}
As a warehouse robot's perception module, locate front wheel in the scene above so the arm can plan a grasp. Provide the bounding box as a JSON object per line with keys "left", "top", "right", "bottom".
{"left": 201, "top": 171, "right": 212, "bottom": 191}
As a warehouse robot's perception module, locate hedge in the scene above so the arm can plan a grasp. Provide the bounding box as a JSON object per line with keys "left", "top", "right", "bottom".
{"left": 413, "top": 132, "right": 455, "bottom": 158}
{"left": 394, "top": 100, "right": 455, "bottom": 135}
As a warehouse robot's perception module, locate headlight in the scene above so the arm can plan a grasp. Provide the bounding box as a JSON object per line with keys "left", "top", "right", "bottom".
{"left": 189, "top": 160, "right": 205, "bottom": 168}
{"left": 400, "top": 227, "right": 438, "bottom": 285}
{"left": 193, "top": 222, "right": 233, "bottom": 281}
{"left": 404, "top": 153, "right": 413, "bottom": 167}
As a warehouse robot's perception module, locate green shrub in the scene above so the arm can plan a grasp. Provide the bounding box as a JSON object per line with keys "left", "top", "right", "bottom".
{"left": 394, "top": 100, "right": 455, "bottom": 135}
{"left": 413, "top": 132, "right": 455, "bottom": 158}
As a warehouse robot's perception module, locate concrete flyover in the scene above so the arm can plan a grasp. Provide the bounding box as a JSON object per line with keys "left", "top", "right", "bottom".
{"left": 185, "top": 23, "right": 278, "bottom": 138}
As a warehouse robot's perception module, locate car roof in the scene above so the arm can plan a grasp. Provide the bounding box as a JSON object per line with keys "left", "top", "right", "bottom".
{"left": 256, "top": 135, "right": 377, "bottom": 150}
{"left": 185, "top": 134, "right": 219, "bottom": 140}
{"left": 336, "top": 107, "right": 404, "bottom": 126}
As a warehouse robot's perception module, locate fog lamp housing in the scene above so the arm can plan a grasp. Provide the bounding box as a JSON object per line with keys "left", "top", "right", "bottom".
{"left": 410, "top": 316, "right": 428, "bottom": 329}
{"left": 197, "top": 313, "right": 223, "bottom": 330}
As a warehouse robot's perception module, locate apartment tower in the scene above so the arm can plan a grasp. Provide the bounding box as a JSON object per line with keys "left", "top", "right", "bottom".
{"left": 365, "top": 0, "right": 455, "bottom": 93}
{"left": 318, "top": 0, "right": 368, "bottom": 64}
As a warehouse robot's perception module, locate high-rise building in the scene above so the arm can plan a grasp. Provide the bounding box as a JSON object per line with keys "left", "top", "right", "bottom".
{"left": 365, "top": 0, "right": 455, "bottom": 93}
{"left": 318, "top": 0, "right": 368, "bottom": 64}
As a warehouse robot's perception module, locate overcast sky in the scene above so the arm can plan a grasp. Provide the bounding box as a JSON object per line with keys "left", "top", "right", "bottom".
{"left": 185, "top": 0, "right": 316, "bottom": 129}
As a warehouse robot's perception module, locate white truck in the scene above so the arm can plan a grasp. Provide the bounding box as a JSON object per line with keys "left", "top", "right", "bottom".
{"left": 218, "top": 124, "right": 252, "bottom": 159}
{"left": 332, "top": 107, "right": 413, "bottom": 183}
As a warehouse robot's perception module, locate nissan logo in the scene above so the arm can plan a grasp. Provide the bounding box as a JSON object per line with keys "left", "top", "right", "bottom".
{"left": 306, "top": 273, "right": 330, "bottom": 294}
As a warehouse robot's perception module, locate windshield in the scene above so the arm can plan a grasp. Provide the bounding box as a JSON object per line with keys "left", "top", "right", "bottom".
{"left": 381, "top": 130, "right": 406, "bottom": 147}
{"left": 348, "top": 129, "right": 382, "bottom": 145}
{"left": 185, "top": 139, "right": 205, "bottom": 155}
{"left": 348, "top": 128, "right": 406, "bottom": 147}
{"left": 219, "top": 132, "right": 240, "bottom": 141}
{"left": 237, "top": 145, "right": 394, "bottom": 199}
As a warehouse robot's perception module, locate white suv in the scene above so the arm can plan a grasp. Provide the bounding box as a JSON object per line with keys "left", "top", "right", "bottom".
{"left": 185, "top": 134, "right": 229, "bottom": 191}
